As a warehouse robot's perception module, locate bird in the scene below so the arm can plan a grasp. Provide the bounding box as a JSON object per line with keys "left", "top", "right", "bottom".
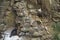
{"left": 10, "top": 27, "right": 17, "bottom": 37}
{"left": 10, "top": 23, "right": 21, "bottom": 37}
{"left": 0, "top": 32, "right": 3, "bottom": 39}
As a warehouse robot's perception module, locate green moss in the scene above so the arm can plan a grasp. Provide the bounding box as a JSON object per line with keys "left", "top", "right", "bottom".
{"left": 52, "top": 22, "right": 60, "bottom": 40}
{"left": 53, "top": 33, "right": 59, "bottom": 40}
{"left": 52, "top": 22, "right": 60, "bottom": 32}
{"left": 5, "top": 12, "right": 15, "bottom": 26}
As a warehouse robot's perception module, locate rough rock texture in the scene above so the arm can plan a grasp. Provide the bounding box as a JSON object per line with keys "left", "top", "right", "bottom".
{"left": 0, "top": 0, "right": 60, "bottom": 40}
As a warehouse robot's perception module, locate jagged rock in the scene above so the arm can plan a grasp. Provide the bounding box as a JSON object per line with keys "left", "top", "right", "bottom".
{"left": 0, "top": 0, "right": 53, "bottom": 40}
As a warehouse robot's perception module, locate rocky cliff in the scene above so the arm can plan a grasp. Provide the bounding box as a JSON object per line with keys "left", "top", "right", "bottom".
{"left": 0, "top": 0, "right": 60, "bottom": 40}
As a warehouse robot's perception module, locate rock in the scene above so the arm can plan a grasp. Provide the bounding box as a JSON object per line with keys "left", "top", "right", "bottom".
{"left": 28, "top": 4, "right": 34, "bottom": 9}
{"left": 10, "top": 36, "right": 19, "bottom": 40}
{"left": 32, "top": 31, "right": 43, "bottom": 37}
{"left": 21, "top": 27, "right": 33, "bottom": 32}
{"left": 29, "top": 0, "right": 37, "bottom": 4}
{"left": 17, "top": 13, "right": 24, "bottom": 16}
{"left": 24, "top": 16, "right": 30, "bottom": 23}
{"left": 19, "top": 32, "right": 25, "bottom": 36}
{"left": 0, "top": 0, "right": 53, "bottom": 40}
{"left": 33, "top": 32, "right": 40, "bottom": 36}
{"left": 38, "top": 8, "right": 42, "bottom": 12}
{"left": 21, "top": 36, "right": 31, "bottom": 40}
{"left": 58, "top": 33, "right": 60, "bottom": 40}
{"left": 29, "top": 9, "right": 37, "bottom": 14}
{"left": 31, "top": 38, "right": 41, "bottom": 40}
{"left": 4, "top": 9, "right": 15, "bottom": 27}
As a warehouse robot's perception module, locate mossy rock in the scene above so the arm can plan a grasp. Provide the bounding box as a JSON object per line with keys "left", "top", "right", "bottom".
{"left": 5, "top": 11, "right": 15, "bottom": 27}
{"left": 58, "top": 33, "right": 60, "bottom": 40}
{"left": 52, "top": 22, "right": 60, "bottom": 32}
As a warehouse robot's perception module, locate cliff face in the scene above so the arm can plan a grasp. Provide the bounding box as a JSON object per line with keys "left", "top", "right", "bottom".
{"left": 0, "top": 0, "right": 60, "bottom": 40}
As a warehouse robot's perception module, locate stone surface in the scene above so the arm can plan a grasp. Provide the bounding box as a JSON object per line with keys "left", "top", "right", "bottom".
{"left": 0, "top": 0, "right": 53, "bottom": 40}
